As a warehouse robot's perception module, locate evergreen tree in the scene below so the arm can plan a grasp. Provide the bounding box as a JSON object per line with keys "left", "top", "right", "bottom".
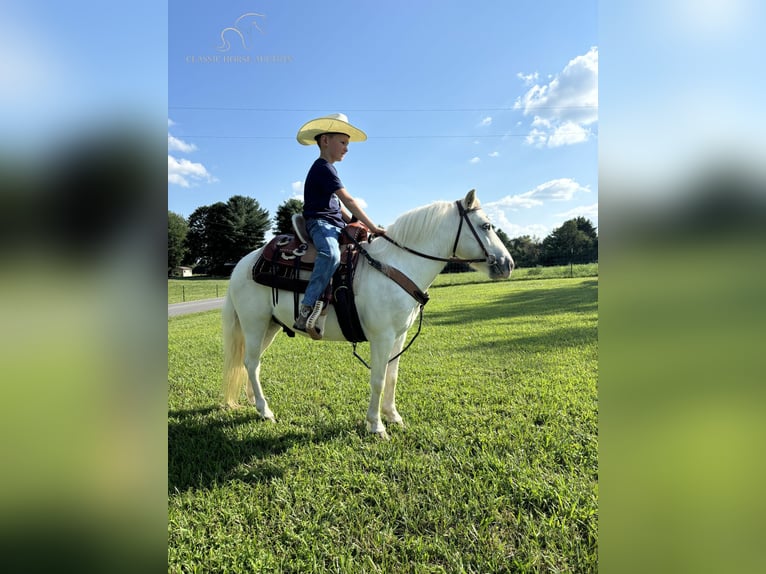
{"left": 273, "top": 198, "right": 304, "bottom": 235}
{"left": 225, "top": 195, "right": 270, "bottom": 257}
{"left": 184, "top": 196, "right": 270, "bottom": 275}
{"left": 541, "top": 217, "right": 598, "bottom": 265}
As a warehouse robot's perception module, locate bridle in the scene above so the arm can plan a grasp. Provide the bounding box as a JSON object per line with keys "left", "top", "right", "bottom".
{"left": 343, "top": 200, "right": 497, "bottom": 370}
{"left": 380, "top": 200, "right": 498, "bottom": 266}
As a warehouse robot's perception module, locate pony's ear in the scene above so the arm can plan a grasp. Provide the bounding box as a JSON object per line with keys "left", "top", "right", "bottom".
{"left": 464, "top": 189, "right": 478, "bottom": 210}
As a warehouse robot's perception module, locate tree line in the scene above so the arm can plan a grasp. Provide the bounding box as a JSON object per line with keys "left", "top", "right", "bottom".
{"left": 168, "top": 195, "right": 597, "bottom": 276}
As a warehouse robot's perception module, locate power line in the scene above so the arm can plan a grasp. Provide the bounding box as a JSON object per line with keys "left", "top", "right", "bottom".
{"left": 168, "top": 105, "right": 598, "bottom": 113}
{"left": 170, "top": 132, "right": 598, "bottom": 141}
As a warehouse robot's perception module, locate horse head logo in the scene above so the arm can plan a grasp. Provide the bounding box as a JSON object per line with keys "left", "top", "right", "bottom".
{"left": 217, "top": 12, "right": 265, "bottom": 52}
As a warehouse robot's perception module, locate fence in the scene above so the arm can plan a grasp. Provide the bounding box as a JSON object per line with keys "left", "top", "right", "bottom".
{"left": 168, "top": 280, "right": 229, "bottom": 304}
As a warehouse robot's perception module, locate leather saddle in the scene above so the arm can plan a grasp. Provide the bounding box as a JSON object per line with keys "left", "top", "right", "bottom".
{"left": 291, "top": 213, "right": 310, "bottom": 245}
{"left": 251, "top": 219, "right": 370, "bottom": 341}
{"left": 256, "top": 218, "right": 368, "bottom": 271}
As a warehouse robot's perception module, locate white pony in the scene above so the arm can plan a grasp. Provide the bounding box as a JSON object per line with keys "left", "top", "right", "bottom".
{"left": 222, "top": 189, "right": 513, "bottom": 438}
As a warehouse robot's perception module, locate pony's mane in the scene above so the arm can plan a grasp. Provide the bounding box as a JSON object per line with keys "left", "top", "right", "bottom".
{"left": 385, "top": 200, "right": 455, "bottom": 246}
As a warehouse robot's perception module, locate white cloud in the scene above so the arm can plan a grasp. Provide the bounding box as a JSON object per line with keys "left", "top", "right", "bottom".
{"left": 482, "top": 178, "right": 590, "bottom": 240}
{"left": 488, "top": 151, "right": 500, "bottom": 158}
{"left": 529, "top": 178, "right": 590, "bottom": 201}
{"left": 516, "top": 72, "right": 539, "bottom": 86}
{"left": 167, "top": 123, "right": 214, "bottom": 186}
{"left": 483, "top": 203, "right": 550, "bottom": 238}
{"left": 555, "top": 202, "right": 599, "bottom": 221}
{"left": 548, "top": 121, "right": 590, "bottom": 147}
{"left": 484, "top": 179, "right": 589, "bottom": 213}
{"left": 469, "top": 156, "right": 481, "bottom": 164}
{"left": 168, "top": 134, "right": 197, "bottom": 153}
{"left": 355, "top": 197, "right": 368, "bottom": 209}
{"left": 515, "top": 46, "right": 598, "bottom": 147}
{"left": 524, "top": 128, "right": 547, "bottom": 147}
{"left": 486, "top": 192, "right": 542, "bottom": 210}
{"left": 286, "top": 181, "right": 304, "bottom": 200}
{"left": 168, "top": 155, "right": 216, "bottom": 187}
{"left": 479, "top": 116, "right": 493, "bottom": 126}
{"left": 482, "top": 178, "right": 593, "bottom": 239}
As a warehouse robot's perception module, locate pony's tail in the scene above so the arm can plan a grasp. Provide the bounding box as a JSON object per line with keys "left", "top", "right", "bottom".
{"left": 222, "top": 292, "right": 248, "bottom": 408}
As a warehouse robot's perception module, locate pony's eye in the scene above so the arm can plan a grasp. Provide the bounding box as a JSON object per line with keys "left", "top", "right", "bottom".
{"left": 482, "top": 223, "right": 492, "bottom": 231}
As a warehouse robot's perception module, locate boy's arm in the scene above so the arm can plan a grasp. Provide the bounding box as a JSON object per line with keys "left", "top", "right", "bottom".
{"left": 336, "top": 188, "right": 386, "bottom": 235}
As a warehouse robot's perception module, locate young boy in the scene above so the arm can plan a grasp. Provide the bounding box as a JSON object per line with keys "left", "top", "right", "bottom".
{"left": 294, "top": 113, "right": 385, "bottom": 339}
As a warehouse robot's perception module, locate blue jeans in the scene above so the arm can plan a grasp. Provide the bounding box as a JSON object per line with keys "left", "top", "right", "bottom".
{"left": 302, "top": 218, "right": 342, "bottom": 307}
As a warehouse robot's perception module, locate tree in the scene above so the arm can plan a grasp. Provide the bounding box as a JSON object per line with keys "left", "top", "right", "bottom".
{"left": 184, "top": 205, "right": 211, "bottom": 268}
{"left": 541, "top": 217, "right": 598, "bottom": 266}
{"left": 495, "top": 228, "right": 513, "bottom": 252}
{"left": 205, "top": 201, "right": 235, "bottom": 275}
{"left": 225, "top": 195, "right": 270, "bottom": 257}
{"left": 184, "top": 196, "right": 270, "bottom": 275}
{"left": 167, "top": 211, "right": 188, "bottom": 271}
{"left": 273, "top": 198, "right": 304, "bottom": 235}
{"left": 508, "top": 235, "right": 543, "bottom": 268}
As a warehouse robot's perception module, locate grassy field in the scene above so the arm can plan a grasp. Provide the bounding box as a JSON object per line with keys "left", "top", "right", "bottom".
{"left": 168, "top": 276, "right": 598, "bottom": 573}
{"left": 168, "top": 263, "right": 598, "bottom": 304}
{"left": 168, "top": 278, "right": 231, "bottom": 304}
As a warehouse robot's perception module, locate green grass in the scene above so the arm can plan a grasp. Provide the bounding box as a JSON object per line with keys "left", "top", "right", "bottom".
{"left": 168, "top": 277, "right": 598, "bottom": 573}
{"left": 168, "top": 263, "right": 598, "bottom": 304}
{"left": 432, "top": 263, "right": 598, "bottom": 288}
{"left": 168, "top": 278, "right": 230, "bottom": 304}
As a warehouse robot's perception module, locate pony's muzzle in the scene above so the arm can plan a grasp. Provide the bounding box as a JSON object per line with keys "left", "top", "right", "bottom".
{"left": 490, "top": 255, "right": 513, "bottom": 279}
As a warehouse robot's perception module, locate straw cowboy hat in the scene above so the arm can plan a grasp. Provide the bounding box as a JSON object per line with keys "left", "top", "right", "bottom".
{"left": 296, "top": 113, "right": 367, "bottom": 145}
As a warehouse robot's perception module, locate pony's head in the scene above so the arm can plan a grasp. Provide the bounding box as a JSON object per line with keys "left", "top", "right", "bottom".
{"left": 455, "top": 189, "right": 514, "bottom": 279}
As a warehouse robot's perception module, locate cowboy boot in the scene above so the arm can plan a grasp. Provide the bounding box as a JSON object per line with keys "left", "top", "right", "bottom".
{"left": 293, "top": 304, "right": 313, "bottom": 332}
{"left": 305, "top": 301, "right": 324, "bottom": 340}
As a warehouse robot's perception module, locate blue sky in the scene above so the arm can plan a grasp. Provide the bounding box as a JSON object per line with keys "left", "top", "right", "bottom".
{"left": 168, "top": 0, "right": 598, "bottom": 240}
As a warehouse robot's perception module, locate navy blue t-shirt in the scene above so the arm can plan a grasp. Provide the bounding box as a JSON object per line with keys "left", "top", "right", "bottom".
{"left": 303, "top": 158, "right": 346, "bottom": 229}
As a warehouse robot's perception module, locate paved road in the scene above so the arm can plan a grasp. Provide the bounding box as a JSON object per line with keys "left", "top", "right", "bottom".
{"left": 168, "top": 297, "right": 225, "bottom": 317}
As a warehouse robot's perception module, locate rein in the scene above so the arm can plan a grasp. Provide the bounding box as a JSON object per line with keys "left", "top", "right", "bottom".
{"left": 380, "top": 201, "right": 497, "bottom": 265}
{"left": 342, "top": 228, "right": 429, "bottom": 370}
{"left": 343, "top": 229, "right": 430, "bottom": 307}
{"left": 342, "top": 200, "right": 494, "bottom": 370}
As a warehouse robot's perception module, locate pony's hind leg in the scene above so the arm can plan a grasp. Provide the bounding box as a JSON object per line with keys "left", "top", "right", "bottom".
{"left": 244, "top": 320, "right": 281, "bottom": 422}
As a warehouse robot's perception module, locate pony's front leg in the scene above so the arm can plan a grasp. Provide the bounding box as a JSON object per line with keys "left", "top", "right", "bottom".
{"left": 381, "top": 332, "right": 407, "bottom": 426}
{"left": 367, "top": 335, "right": 395, "bottom": 438}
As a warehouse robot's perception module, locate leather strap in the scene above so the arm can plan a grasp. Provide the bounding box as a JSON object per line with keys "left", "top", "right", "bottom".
{"left": 342, "top": 228, "right": 430, "bottom": 306}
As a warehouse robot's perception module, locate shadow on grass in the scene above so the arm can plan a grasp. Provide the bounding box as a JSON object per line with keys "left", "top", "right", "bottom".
{"left": 424, "top": 280, "right": 598, "bottom": 353}
{"left": 455, "top": 322, "right": 598, "bottom": 355}
{"left": 428, "top": 280, "right": 598, "bottom": 327}
{"left": 168, "top": 406, "right": 346, "bottom": 494}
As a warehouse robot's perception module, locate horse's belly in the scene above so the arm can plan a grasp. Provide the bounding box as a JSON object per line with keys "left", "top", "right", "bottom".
{"left": 271, "top": 295, "right": 351, "bottom": 342}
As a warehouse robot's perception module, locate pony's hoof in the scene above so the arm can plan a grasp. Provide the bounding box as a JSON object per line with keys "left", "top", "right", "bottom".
{"left": 262, "top": 414, "right": 276, "bottom": 423}
{"left": 372, "top": 430, "right": 390, "bottom": 441}
{"left": 382, "top": 412, "right": 404, "bottom": 427}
